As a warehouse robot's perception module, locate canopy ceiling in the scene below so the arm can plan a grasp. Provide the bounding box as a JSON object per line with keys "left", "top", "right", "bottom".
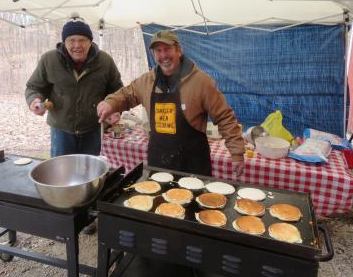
{"left": 0, "top": 0, "right": 352, "bottom": 34}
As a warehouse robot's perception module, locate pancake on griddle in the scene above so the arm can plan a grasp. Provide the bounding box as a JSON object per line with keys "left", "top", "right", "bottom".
{"left": 155, "top": 202, "right": 185, "bottom": 219}
{"left": 205, "top": 182, "right": 235, "bottom": 195}
{"left": 195, "top": 210, "right": 227, "bottom": 227}
{"left": 162, "top": 188, "right": 193, "bottom": 205}
{"left": 232, "top": 215, "right": 265, "bottom": 235}
{"left": 268, "top": 222, "right": 303, "bottom": 243}
{"left": 237, "top": 187, "right": 266, "bottom": 201}
{"left": 234, "top": 198, "right": 265, "bottom": 216}
{"left": 123, "top": 195, "right": 154, "bottom": 211}
{"left": 133, "top": 181, "right": 161, "bottom": 194}
{"left": 269, "top": 203, "right": 302, "bottom": 222}
{"left": 178, "top": 177, "right": 205, "bottom": 190}
{"left": 150, "top": 172, "right": 174, "bottom": 183}
{"left": 196, "top": 192, "right": 227, "bottom": 209}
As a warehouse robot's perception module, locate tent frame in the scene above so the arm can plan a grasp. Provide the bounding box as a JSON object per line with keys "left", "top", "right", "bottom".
{"left": 0, "top": 0, "right": 351, "bottom": 135}
{"left": 0, "top": 0, "right": 352, "bottom": 33}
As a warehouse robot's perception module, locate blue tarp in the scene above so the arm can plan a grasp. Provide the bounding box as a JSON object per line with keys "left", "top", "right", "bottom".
{"left": 142, "top": 23, "right": 345, "bottom": 137}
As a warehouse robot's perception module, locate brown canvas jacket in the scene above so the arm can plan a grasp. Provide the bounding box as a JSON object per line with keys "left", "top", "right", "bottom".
{"left": 105, "top": 61, "right": 245, "bottom": 162}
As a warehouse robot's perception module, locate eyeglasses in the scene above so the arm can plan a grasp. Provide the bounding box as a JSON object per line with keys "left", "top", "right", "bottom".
{"left": 65, "top": 37, "right": 91, "bottom": 46}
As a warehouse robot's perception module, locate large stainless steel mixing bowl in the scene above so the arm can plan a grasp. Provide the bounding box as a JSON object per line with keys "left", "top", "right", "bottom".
{"left": 29, "top": 154, "right": 109, "bottom": 209}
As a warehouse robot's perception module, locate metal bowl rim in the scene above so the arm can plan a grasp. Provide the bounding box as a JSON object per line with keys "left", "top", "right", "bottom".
{"left": 28, "top": 154, "right": 109, "bottom": 188}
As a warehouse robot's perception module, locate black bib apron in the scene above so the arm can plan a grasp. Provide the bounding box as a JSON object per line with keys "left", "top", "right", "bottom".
{"left": 148, "top": 77, "right": 212, "bottom": 176}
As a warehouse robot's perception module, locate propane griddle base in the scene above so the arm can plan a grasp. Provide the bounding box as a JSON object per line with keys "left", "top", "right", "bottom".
{"left": 97, "top": 213, "right": 319, "bottom": 277}
{"left": 113, "top": 255, "right": 209, "bottom": 277}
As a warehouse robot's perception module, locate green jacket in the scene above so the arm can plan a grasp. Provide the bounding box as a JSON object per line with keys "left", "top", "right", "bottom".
{"left": 25, "top": 42, "right": 123, "bottom": 134}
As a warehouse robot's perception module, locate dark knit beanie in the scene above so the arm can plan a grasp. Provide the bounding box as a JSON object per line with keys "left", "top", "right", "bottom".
{"left": 62, "top": 13, "right": 93, "bottom": 42}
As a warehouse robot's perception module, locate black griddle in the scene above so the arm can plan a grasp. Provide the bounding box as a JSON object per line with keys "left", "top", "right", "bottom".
{"left": 97, "top": 165, "right": 333, "bottom": 277}
{"left": 0, "top": 155, "right": 125, "bottom": 213}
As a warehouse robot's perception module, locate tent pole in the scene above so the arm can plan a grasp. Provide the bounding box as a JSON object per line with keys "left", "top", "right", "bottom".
{"left": 344, "top": 9, "right": 349, "bottom": 137}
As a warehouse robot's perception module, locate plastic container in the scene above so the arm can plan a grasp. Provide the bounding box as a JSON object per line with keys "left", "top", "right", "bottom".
{"left": 255, "top": 136, "right": 290, "bottom": 159}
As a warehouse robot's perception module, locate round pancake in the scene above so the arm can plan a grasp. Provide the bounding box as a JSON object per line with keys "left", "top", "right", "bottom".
{"left": 269, "top": 203, "right": 302, "bottom": 222}
{"left": 123, "top": 195, "right": 154, "bottom": 211}
{"left": 178, "top": 177, "right": 204, "bottom": 190}
{"left": 268, "top": 223, "right": 302, "bottom": 243}
{"left": 195, "top": 210, "right": 227, "bottom": 227}
{"left": 232, "top": 216, "right": 265, "bottom": 235}
{"left": 155, "top": 202, "right": 185, "bottom": 219}
{"left": 237, "top": 187, "right": 266, "bottom": 201}
{"left": 234, "top": 198, "right": 265, "bottom": 216}
{"left": 150, "top": 172, "right": 174, "bottom": 183}
{"left": 196, "top": 192, "right": 227, "bottom": 209}
{"left": 205, "top": 182, "right": 235, "bottom": 195}
{"left": 133, "top": 181, "right": 161, "bottom": 194}
{"left": 162, "top": 188, "right": 193, "bottom": 205}
{"left": 14, "top": 157, "right": 32, "bottom": 165}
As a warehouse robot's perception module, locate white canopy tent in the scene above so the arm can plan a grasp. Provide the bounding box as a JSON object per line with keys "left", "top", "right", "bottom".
{"left": 0, "top": 0, "right": 351, "bottom": 135}
{"left": 0, "top": 0, "right": 352, "bottom": 34}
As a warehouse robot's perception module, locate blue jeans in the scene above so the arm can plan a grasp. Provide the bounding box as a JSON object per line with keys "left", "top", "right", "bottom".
{"left": 50, "top": 127, "right": 101, "bottom": 157}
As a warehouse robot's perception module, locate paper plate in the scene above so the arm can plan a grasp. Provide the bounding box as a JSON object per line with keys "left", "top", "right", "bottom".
{"left": 150, "top": 172, "right": 174, "bottom": 183}
{"left": 13, "top": 157, "right": 32, "bottom": 165}
{"left": 237, "top": 187, "right": 266, "bottom": 201}
{"left": 205, "top": 182, "right": 235, "bottom": 195}
{"left": 178, "top": 177, "right": 204, "bottom": 190}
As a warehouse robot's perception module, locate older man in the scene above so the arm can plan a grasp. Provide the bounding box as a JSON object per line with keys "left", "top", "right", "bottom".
{"left": 97, "top": 30, "right": 244, "bottom": 176}
{"left": 26, "top": 14, "right": 123, "bottom": 157}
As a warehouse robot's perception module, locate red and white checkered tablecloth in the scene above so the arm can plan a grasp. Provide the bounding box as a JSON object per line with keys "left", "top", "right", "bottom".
{"left": 101, "top": 128, "right": 149, "bottom": 172}
{"left": 101, "top": 128, "right": 353, "bottom": 216}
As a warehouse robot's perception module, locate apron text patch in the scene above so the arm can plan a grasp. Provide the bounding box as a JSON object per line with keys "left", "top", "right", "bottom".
{"left": 155, "top": 102, "right": 176, "bottom": 134}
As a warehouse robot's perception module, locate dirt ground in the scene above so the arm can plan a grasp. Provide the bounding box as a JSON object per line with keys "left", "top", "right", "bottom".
{"left": 0, "top": 232, "right": 97, "bottom": 277}
{"left": 1, "top": 93, "right": 353, "bottom": 276}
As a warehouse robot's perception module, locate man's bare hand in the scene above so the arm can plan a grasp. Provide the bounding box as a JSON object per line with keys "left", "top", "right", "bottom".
{"left": 105, "top": 112, "right": 120, "bottom": 125}
{"left": 29, "top": 98, "right": 46, "bottom": 116}
{"left": 233, "top": 160, "right": 245, "bottom": 177}
{"left": 97, "top": 101, "right": 114, "bottom": 123}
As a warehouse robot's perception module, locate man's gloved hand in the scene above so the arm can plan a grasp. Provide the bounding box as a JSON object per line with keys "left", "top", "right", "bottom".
{"left": 233, "top": 160, "right": 245, "bottom": 177}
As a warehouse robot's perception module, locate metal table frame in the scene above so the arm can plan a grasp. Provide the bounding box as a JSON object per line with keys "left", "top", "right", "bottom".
{"left": 0, "top": 200, "right": 96, "bottom": 277}
{"left": 0, "top": 154, "right": 126, "bottom": 277}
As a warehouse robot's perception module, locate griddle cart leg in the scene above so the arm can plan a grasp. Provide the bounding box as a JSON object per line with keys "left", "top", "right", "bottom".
{"left": 97, "top": 242, "right": 111, "bottom": 277}
{"left": 65, "top": 233, "right": 79, "bottom": 277}
{"left": 0, "top": 229, "right": 16, "bottom": 262}
{"left": 8, "top": 230, "right": 16, "bottom": 244}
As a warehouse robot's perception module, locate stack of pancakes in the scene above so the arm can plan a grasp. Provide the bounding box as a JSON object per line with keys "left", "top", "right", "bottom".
{"left": 196, "top": 192, "right": 227, "bottom": 209}
{"left": 155, "top": 202, "right": 185, "bottom": 219}
{"left": 162, "top": 188, "right": 193, "bottom": 205}
{"left": 195, "top": 210, "right": 227, "bottom": 227}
